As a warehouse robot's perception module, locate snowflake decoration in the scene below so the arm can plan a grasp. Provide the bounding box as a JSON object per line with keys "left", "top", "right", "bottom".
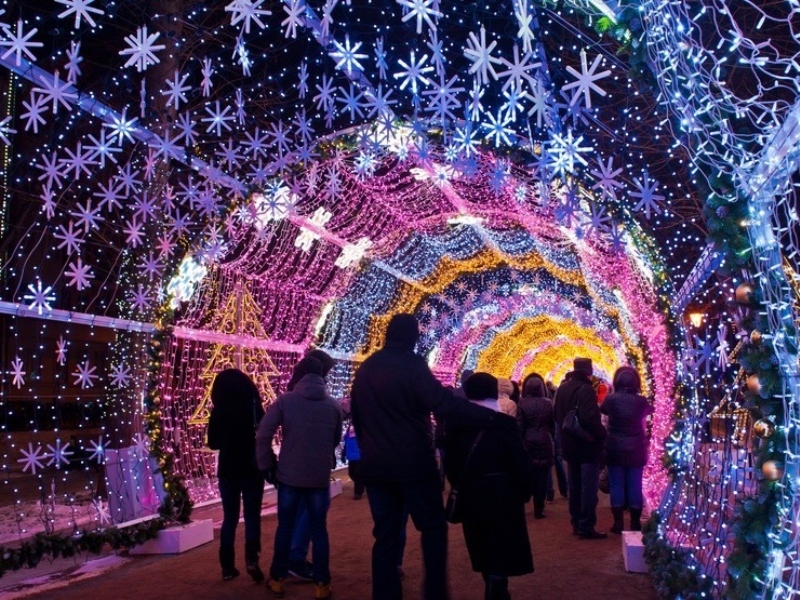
{"left": 562, "top": 49, "right": 611, "bottom": 109}
{"left": 395, "top": 50, "right": 434, "bottom": 95}
{"left": 397, "top": 0, "right": 442, "bottom": 34}
{"left": 18, "top": 443, "right": 47, "bottom": 474}
{"left": 631, "top": 171, "right": 665, "bottom": 219}
{"left": 330, "top": 35, "right": 368, "bottom": 75}
{"left": 65, "top": 257, "right": 94, "bottom": 291}
{"left": 104, "top": 107, "right": 138, "bottom": 144}
{"left": 56, "top": 335, "right": 68, "bottom": 366}
{"left": 119, "top": 25, "right": 165, "bottom": 72}
{"left": 463, "top": 26, "right": 502, "bottom": 86}
{"left": 132, "top": 433, "right": 150, "bottom": 460}
{"left": 87, "top": 436, "right": 107, "bottom": 464}
{"left": 21, "top": 92, "right": 47, "bottom": 133}
{"left": 23, "top": 278, "right": 55, "bottom": 315}
{"left": 202, "top": 101, "right": 235, "bottom": 136}
{"left": 161, "top": 70, "right": 191, "bottom": 110}
{"left": 295, "top": 207, "right": 333, "bottom": 252}
{"left": 335, "top": 237, "right": 373, "bottom": 269}
{"left": 282, "top": 0, "right": 304, "bottom": 39}
{"left": 590, "top": 157, "right": 624, "bottom": 202}
{"left": 9, "top": 356, "right": 25, "bottom": 389}
{"left": 483, "top": 110, "right": 514, "bottom": 147}
{"left": 93, "top": 498, "right": 112, "bottom": 525}
{"left": 65, "top": 40, "right": 83, "bottom": 83}
{"left": 72, "top": 358, "right": 98, "bottom": 389}
{"left": 225, "top": 0, "right": 271, "bottom": 34}
{"left": 56, "top": 0, "right": 104, "bottom": 29}
{"left": 109, "top": 363, "right": 132, "bottom": 389}
{"left": 515, "top": 0, "right": 535, "bottom": 54}
{"left": 0, "top": 19, "right": 43, "bottom": 66}
{"left": 33, "top": 70, "right": 76, "bottom": 114}
{"left": 549, "top": 129, "right": 593, "bottom": 176}
{"left": 46, "top": 439, "right": 74, "bottom": 470}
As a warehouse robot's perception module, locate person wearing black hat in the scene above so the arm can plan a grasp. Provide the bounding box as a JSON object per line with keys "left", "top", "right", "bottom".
{"left": 351, "top": 313, "right": 496, "bottom": 600}
{"left": 207, "top": 368, "right": 266, "bottom": 582}
{"left": 444, "top": 372, "right": 534, "bottom": 600}
{"left": 554, "top": 358, "right": 608, "bottom": 539}
{"left": 257, "top": 356, "right": 343, "bottom": 599}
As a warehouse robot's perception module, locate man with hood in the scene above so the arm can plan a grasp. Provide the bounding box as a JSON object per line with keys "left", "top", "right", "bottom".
{"left": 351, "top": 313, "right": 495, "bottom": 600}
{"left": 554, "top": 358, "right": 608, "bottom": 540}
{"left": 257, "top": 356, "right": 342, "bottom": 599}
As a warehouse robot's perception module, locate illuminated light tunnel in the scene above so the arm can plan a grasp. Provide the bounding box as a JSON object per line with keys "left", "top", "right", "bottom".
{"left": 0, "top": 1, "right": 798, "bottom": 597}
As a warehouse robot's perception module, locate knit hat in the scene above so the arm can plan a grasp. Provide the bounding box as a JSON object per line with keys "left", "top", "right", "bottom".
{"left": 384, "top": 313, "right": 419, "bottom": 350}
{"left": 463, "top": 372, "right": 498, "bottom": 400}
{"left": 286, "top": 356, "right": 323, "bottom": 391}
{"left": 573, "top": 357, "right": 593, "bottom": 376}
{"left": 307, "top": 349, "right": 335, "bottom": 376}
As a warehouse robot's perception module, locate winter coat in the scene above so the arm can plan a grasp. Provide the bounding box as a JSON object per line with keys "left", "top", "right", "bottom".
{"left": 351, "top": 341, "right": 495, "bottom": 483}
{"left": 554, "top": 372, "right": 607, "bottom": 464}
{"left": 600, "top": 391, "right": 653, "bottom": 468}
{"left": 207, "top": 382, "right": 264, "bottom": 480}
{"left": 256, "top": 373, "right": 343, "bottom": 488}
{"left": 444, "top": 409, "right": 534, "bottom": 577}
{"left": 516, "top": 395, "right": 555, "bottom": 468}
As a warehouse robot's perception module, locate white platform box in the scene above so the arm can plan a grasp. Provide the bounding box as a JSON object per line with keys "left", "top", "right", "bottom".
{"left": 330, "top": 478, "right": 343, "bottom": 498}
{"left": 622, "top": 531, "right": 647, "bottom": 573}
{"left": 130, "top": 519, "right": 214, "bottom": 555}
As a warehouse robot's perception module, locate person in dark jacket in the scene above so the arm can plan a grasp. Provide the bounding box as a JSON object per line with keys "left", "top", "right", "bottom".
{"left": 444, "top": 372, "right": 534, "bottom": 600}
{"left": 206, "top": 368, "right": 265, "bottom": 582}
{"left": 257, "top": 356, "right": 343, "bottom": 599}
{"left": 600, "top": 366, "right": 654, "bottom": 533}
{"left": 350, "top": 313, "right": 495, "bottom": 600}
{"left": 516, "top": 373, "right": 555, "bottom": 519}
{"left": 554, "top": 358, "right": 608, "bottom": 539}
{"left": 285, "top": 349, "right": 337, "bottom": 582}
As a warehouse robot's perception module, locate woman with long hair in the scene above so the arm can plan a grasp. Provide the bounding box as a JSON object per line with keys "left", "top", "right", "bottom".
{"left": 207, "top": 368, "right": 265, "bottom": 582}
{"left": 516, "top": 373, "right": 555, "bottom": 519}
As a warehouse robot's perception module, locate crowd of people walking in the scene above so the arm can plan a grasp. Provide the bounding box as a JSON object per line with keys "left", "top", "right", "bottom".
{"left": 206, "top": 312, "right": 653, "bottom": 599}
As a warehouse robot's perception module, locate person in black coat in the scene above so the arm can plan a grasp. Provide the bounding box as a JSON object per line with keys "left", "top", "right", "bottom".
{"left": 554, "top": 358, "right": 608, "bottom": 539}
{"left": 351, "top": 314, "right": 495, "bottom": 600}
{"left": 516, "top": 373, "right": 555, "bottom": 519}
{"left": 207, "top": 368, "right": 265, "bottom": 582}
{"left": 600, "top": 366, "right": 654, "bottom": 533}
{"left": 444, "top": 372, "right": 534, "bottom": 600}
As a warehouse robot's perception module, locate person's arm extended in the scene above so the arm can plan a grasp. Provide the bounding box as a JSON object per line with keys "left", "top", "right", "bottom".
{"left": 414, "top": 362, "right": 495, "bottom": 427}
{"left": 256, "top": 398, "right": 282, "bottom": 471}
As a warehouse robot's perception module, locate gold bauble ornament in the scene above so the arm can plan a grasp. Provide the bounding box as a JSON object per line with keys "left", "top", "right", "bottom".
{"left": 750, "top": 330, "right": 763, "bottom": 346}
{"left": 752, "top": 419, "right": 775, "bottom": 439}
{"left": 735, "top": 282, "right": 755, "bottom": 304}
{"left": 761, "top": 460, "right": 784, "bottom": 481}
{"left": 747, "top": 374, "right": 762, "bottom": 395}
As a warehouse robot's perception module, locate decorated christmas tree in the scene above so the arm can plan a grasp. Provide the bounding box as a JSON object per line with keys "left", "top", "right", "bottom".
{"left": 189, "top": 281, "right": 279, "bottom": 425}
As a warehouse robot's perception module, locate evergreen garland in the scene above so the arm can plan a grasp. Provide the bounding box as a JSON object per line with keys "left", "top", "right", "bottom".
{"left": 0, "top": 519, "right": 164, "bottom": 578}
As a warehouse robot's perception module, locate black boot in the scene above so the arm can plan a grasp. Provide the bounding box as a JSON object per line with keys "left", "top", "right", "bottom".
{"left": 630, "top": 508, "right": 642, "bottom": 531}
{"left": 219, "top": 546, "right": 239, "bottom": 581}
{"left": 244, "top": 539, "right": 264, "bottom": 582}
{"left": 610, "top": 507, "right": 624, "bottom": 534}
{"left": 484, "top": 575, "right": 510, "bottom": 600}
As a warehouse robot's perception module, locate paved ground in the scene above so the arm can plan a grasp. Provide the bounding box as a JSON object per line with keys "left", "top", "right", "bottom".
{"left": 1, "top": 478, "right": 657, "bottom": 600}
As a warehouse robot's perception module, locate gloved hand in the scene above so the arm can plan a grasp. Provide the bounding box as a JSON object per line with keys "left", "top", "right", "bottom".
{"left": 262, "top": 465, "right": 277, "bottom": 486}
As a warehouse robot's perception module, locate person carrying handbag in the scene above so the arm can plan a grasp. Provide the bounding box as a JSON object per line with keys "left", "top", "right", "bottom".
{"left": 443, "top": 372, "right": 534, "bottom": 600}
{"left": 553, "top": 358, "right": 608, "bottom": 540}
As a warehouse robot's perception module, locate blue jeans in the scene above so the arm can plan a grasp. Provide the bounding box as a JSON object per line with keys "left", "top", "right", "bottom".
{"left": 366, "top": 479, "right": 448, "bottom": 600}
{"left": 608, "top": 465, "right": 644, "bottom": 509}
{"left": 289, "top": 498, "right": 310, "bottom": 564}
{"left": 218, "top": 476, "right": 264, "bottom": 566}
{"left": 567, "top": 461, "right": 600, "bottom": 534}
{"left": 270, "top": 484, "right": 331, "bottom": 583}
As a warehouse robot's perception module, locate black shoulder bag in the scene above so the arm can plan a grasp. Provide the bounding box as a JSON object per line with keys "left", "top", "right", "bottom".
{"left": 561, "top": 395, "right": 594, "bottom": 442}
{"left": 445, "top": 430, "right": 485, "bottom": 524}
